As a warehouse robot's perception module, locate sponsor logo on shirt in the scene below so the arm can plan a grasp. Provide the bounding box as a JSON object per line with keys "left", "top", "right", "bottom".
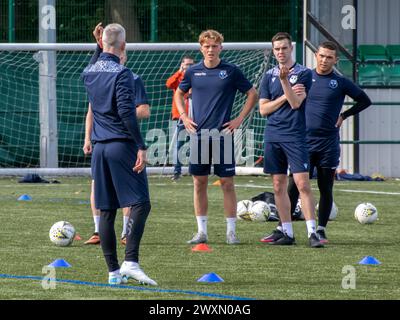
{"left": 289, "top": 75, "right": 298, "bottom": 84}
{"left": 329, "top": 79, "right": 338, "bottom": 88}
{"left": 272, "top": 77, "right": 276, "bottom": 82}
{"left": 219, "top": 70, "right": 228, "bottom": 79}
{"left": 194, "top": 72, "right": 207, "bottom": 76}
{"left": 303, "top": 163, "right": 308, "bottom": 169}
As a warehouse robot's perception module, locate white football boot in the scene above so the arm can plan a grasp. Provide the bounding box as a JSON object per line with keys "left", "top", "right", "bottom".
{"left": 120, "top": 261, "right": 158, "bottom": 286}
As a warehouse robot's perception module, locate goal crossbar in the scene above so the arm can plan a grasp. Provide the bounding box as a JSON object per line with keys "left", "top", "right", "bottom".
{"left": 0, "top": 43, "right": 272, "bottom": 52}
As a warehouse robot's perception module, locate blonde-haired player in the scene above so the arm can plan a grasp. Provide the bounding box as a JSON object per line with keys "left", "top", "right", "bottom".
{"left": 175, "top": 29, "right": 258, "bottom": 244}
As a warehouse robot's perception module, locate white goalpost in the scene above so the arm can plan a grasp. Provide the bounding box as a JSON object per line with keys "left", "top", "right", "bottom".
{"left": 0, "top": 42, "right": 281, "bottom": 176}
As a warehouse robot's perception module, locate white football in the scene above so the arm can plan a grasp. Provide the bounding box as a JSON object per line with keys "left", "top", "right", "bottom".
{"left": 49, "top": 221, "right": 76, "bottom": 247}
{"left": 237, "top": 200, "right": 253, "bottom": 221}
{"left": 249, "top": 201, "right": 270, "bottom": 222}
{"left": 355, "top": 203, "right": 378, "bottom": 224}
{"left": 316, "top": 201, "right": 338, "bottom": 220}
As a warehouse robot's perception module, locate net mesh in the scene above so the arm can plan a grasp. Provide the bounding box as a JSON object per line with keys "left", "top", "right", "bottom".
{"left": 0, "top": 45, "right": 273, "bottom": 168}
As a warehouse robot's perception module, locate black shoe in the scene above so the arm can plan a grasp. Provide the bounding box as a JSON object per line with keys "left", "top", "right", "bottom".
{"left": 171, "top": 173, "right": 181, "bottom": 181}
{"left": 260, "top": 229, "right": 284, "bottom": 243}
{"left": 309, "top": 233, "right": 324, "bottom": 248}
{"left": 316, "top": 229, "right": 328, "bottom": 244}
{"left": 269, "top": 233, "right": 295, "bottom": 245}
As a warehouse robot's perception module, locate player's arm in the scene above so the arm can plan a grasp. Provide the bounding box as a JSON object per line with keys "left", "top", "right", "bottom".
{"left": 223, "top": 87, "right": 258, "bottom": 132}
{"left": 174, "top": 87, "right": 197, "bottom": 133}
{"left": 136, "top": 104, "right": 150, "bottom": 119}
{"left": 259, "top": 95, "right": 287, "bottom": 117}
{"left": 336, "top": 82, "right": 372, "bottom": 127}
{"left": 83, "top": 103, "right": 93, "bottom": 155}
{"left": 134, "top": 76, "right": 150, "bottom": 120}
{"left": 116, "top": 69, "right": 147, "bottom": 173}
{"left": 279, "top": 66, "right": 306, "bottom": 109}
{"left": 88, "top": 23, "right": 104, "bottom": 65}
{"left": 166, "top": 70, "right": 184, "bottom": 90}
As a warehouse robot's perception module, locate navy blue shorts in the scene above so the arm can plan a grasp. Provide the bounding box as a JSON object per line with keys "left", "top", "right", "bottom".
{"left": 263, "top": 141, "right": 310, "bottom": 174}
{"left": 308, "top": 137, "right": 340, "bottom": 169}
{"left": 91, "top": 140, "right": 150, "bottom": 210}
{"left": 189, "top": 134, "right": 235, "bottom": 177}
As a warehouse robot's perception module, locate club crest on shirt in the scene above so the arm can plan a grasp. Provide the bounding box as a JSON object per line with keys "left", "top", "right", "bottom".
{"left": 329, "top": 79, "right": 338, "bottom": 88}
{"left": 289, "top": 75, "right": 298, "bottom": 84}
{"left": 219, "top": 70, "right": 228, "bottom": 79}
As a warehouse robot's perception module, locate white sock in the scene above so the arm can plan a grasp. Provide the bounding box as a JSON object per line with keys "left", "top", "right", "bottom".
{"left": 317, "top": 225, "right": 326, "bottom": 232}
{"left": 196, "top": 216, "right": 208, "bottom": 235}
{"left": 282, "top": 222, "right": 294, "bottom": 238}
{"left": 226, "top": 217, "right": 237, "bottom": 235}
{"left": 306, "top": 219, "right": 317, "bottom": 238}
{"left": 122, "top": 216, "right": 129, "bottom": 237}
{"left": 93, "top": 215, "right": 100, "bottom": 233}
{"left": 277, "top": 225, "right": 283, "bottom": 232}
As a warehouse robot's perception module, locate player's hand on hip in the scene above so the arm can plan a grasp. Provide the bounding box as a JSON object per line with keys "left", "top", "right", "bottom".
{"left": 133, "top": 149, "right": 147, "bottom": 173}
{"left": 335, "top": 114, "right": 344, "bottom": 128}
{"left": 222, "top": 116, "right": 243, "bottom": 134}
{"left": 181, "top": 114, "right": 197, "bottom": 134}
{"left": 82, "top": 140, "right": 92, "bottom": 155}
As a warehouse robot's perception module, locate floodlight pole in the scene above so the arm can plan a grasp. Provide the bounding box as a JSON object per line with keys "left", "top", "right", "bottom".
{"left": 38, "top": 0, "right": 58, "bottom": 168}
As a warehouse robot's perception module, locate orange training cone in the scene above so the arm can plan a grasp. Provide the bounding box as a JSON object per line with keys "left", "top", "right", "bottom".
{"left": 192, "top": 243, "right": 212, "bottom": 252}
{"left": 212, "top": 180, "right": 221, "bottom": 186}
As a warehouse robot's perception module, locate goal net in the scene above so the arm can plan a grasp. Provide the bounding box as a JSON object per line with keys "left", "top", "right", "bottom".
{"left": 0, "top": 43, "right": 274, "bottom": 175}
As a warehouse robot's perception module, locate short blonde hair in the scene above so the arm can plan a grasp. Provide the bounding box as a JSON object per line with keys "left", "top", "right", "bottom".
{"left": 198, "top": 29, "right": 224, "bottom": 45}
{"left": 102, "top": 23, "right": 126, "bottom": 49}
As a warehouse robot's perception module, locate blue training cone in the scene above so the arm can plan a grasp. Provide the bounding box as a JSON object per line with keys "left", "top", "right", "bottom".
{"left": 48, "top": 259, "right": 71, "bottom": 268}
{"left": 197, "top": 272, "right": 224, "bottom": 283}
{"left": 18, "top": 194, "right": 32, "bottom": 201}
{"left": 358, "top": 256, "right": 381, "bottom": 265}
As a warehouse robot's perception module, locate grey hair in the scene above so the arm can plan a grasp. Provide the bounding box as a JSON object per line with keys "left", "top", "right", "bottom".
{"left": 102, "top": 23, "right": 126, "bottom": 49}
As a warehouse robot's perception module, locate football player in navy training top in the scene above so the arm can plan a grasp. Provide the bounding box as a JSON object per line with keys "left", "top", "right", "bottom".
{"left": 259, "top": 32, "right": 324, "bottom": 248}
{"left": 174, "top": 29, "right": 258, "bottom": 245}
{"left": 82, "top": 23, "right": 157, "bottom": 286}
{"left": 83, "top": 23, "right": 150, "bottom": 247}
{"left": 286, "top": 41, "right": 371, "bottom": 244}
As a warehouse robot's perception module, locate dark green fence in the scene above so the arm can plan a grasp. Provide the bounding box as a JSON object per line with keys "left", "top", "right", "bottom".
{"left": 1, "top": 0, "right": 302, "bottom": 43}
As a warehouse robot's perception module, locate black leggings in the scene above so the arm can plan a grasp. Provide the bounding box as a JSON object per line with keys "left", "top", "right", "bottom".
{"left": 99, "top": 201, "right": 151, "bottom": 272}
{"left": 287, "top": 167, "right": 335, "bottom": 227}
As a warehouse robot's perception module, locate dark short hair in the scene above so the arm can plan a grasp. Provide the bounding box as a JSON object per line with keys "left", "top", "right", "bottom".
{"left": 271, "top": 32, "right": 292, "bottom": 45}
{"left": 181, "top": 55, "right": 194, "bottom": 62}
{"left": 318, "top": 41, "right": 338, "bottom": 55}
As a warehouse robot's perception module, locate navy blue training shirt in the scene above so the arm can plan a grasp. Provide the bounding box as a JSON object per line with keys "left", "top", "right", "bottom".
{"left": 89, "top": 44, "right": 149, "bottom": 107}
{"left": 81, "top": 52, "right": 146, "bottom": 148}
{"left": 179, "top": 59, "right": 253, "bottom": 132}
{"left": 306, "top": 69, "right": 364, "bottom": 139}
{"left": 259, "top": 63, "right": 313, "bottom": 142}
